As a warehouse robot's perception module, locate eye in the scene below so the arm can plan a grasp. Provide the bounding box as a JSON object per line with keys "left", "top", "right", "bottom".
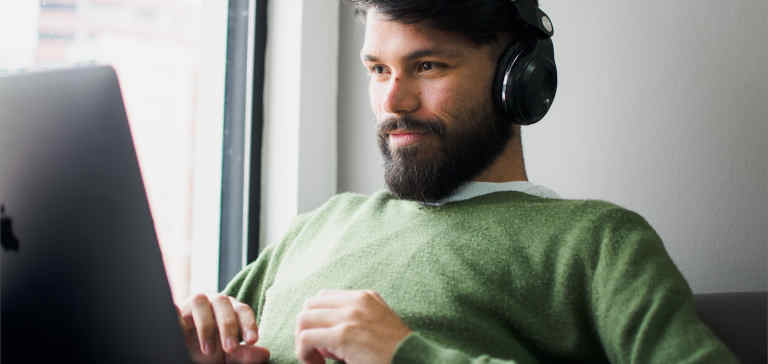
{"left": 418, "top": 61, "right": 437, "bottom": 72}
{"left": 369, "top": 65, "right": 387, "bottom": 74}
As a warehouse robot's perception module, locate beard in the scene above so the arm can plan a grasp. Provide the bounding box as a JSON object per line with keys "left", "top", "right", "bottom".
{"left": 377, "top": 101, "right": 512, "bottom": 203}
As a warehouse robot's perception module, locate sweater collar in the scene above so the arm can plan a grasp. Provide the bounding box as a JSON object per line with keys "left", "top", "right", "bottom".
{"left": 421, "top": 181, "right": 559, "bottom": 206}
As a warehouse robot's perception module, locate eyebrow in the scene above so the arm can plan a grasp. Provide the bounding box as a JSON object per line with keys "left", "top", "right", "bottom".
{"left": 361, "top": 48, "right": 464, "bottom": 62}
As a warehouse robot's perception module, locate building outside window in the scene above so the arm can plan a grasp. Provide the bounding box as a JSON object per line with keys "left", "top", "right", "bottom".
{"left": 0, "top": 0, "right": 228, "bottom": 302}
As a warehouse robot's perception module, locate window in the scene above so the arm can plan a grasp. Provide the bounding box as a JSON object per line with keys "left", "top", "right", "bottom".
{"left": 0, "top": 0, "right": 231, "bottom": 302}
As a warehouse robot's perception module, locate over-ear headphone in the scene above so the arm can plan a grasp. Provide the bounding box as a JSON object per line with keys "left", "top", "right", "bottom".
{"left": 492, "top": 0, "right": 557, "bottom": 125}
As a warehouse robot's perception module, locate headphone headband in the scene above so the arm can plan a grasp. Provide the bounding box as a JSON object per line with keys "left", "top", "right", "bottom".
{"left": 507, "top": 0, "right": 554, "bottom": 38}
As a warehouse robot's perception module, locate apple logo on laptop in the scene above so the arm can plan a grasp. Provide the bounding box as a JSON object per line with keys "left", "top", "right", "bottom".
{"left": 1, "top": 204, "right": 20, "bottom": 252}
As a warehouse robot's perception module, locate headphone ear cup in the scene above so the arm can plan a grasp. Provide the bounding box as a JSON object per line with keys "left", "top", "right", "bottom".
{"left": 492, "top": 42, "right": 523, "bottom": 120}
{"left": 493, "top": 39, "right": 558, "bottom": 125}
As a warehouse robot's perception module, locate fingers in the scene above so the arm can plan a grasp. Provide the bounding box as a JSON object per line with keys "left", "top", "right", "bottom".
{"left": 295, "top": 289, "right": 411, "bottom": 364}
{"left": 295, "top": 296, "right": 354, "bottom": 364}
{"left": 295, "top": 293, "right": 354, "bottom": 364}
{"left": 178, "top": 304, "right": 201, "bottom": 355}
{"left": 231, "top": 298, "right": 260, "bottom": 344}
{"left": 227, "top": 345, "right": 271, "bottom": 364}
{"left": 188, "top": 293, "right": 220, "bottom": 355}
{"left": 181, "top": 293, "right": 261, "bottom": 358}
{"left": 180, "top": 294, "right": 268, "bottom": 364}
{"left": 210, "top": 295, "right": 242, "bottom": 353}
{"left": 295, "top": 328, "right": 334, "bottom": 364}
{"left": 296, "top": 308, "right": 345, "bottom": 332}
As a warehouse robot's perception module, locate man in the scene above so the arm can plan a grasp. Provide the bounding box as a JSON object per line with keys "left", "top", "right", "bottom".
{"left": 179, "top": 1, "right": 739, "bottom": 363}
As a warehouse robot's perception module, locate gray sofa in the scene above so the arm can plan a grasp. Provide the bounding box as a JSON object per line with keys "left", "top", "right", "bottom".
{"left": 694, "top": 291, "right": 767, "bottom": 363}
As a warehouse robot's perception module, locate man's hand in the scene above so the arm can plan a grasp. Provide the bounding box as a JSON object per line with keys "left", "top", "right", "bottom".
{"left": 178, "top": 293, "right": 270, "bottom": 364}
{"left": 295, "top": 290, "right": 412, "bottom": 364}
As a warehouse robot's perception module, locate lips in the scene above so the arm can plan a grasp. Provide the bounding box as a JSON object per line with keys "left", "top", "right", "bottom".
{"left": 389, "top": 130, "right": 427, "bottom": 148}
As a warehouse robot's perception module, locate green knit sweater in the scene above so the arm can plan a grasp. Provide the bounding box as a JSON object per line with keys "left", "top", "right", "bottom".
{"left": 224, "top": 191, "right": 737, "bottom": 363}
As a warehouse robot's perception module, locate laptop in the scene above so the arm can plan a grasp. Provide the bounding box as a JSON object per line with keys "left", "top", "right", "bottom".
{"left": 0, "top": 65, "right": 193, "bottom": 363}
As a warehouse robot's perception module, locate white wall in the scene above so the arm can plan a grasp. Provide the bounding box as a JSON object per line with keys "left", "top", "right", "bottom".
{"left": 336, "top": 1, "right": 767, "bottom": 293}
{"left": 337, "top": 4, "right": 385, "bottom": 194}
{"left": 260, "top": 0, "right": 339, "bottom": 250}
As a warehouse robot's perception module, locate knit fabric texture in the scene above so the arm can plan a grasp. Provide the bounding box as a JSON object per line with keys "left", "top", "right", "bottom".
{"left": 224, "top": 190, "right": 737, "bottom": 363}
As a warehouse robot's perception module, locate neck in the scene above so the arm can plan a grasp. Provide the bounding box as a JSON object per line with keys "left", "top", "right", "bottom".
{"left": 473, "top": 128, "right": 528, "bottom": 182}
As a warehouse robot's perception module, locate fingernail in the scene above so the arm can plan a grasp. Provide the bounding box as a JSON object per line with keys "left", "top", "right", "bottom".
{"left": 246, "top": 330, "right": 258, "bottom": 342}
{"left": 202, "top": 341, "right": 210, "bottom": 355}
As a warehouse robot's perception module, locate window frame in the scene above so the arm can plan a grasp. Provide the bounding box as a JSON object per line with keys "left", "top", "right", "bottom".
{"left": 218, "top": 0, "right": 268, "bottom": 290}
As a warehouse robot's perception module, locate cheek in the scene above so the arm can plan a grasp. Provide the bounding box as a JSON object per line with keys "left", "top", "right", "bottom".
{"left": 425, "top": 82, "right": 477, "bottom": 120}
{"left": 369, "top": 81, "right": 384, "bottom": 116}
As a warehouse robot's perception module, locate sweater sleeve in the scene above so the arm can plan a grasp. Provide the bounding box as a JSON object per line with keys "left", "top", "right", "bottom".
{"left": 588, "top": 208, "right": 739, "bottom": 364}
{"left": 221, "top": 212, "right": 314, "bottom": 320}
{"left": 392, "top": 333, "right": 521, "bottom": 364}
{"left": 221, "top": 242, "right": 278, "bottom": 322}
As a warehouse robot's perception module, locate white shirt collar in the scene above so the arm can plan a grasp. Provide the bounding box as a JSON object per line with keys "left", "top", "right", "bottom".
{"left": 422, "top": 181, "right": 559, "bottom": 206}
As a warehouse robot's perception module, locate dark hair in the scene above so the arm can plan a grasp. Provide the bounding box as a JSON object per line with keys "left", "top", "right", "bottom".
{"left": 344, "top": 0, "right": 539, "bottom": 45}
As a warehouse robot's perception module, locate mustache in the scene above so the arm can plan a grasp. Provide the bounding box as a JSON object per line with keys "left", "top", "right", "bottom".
{"left": 377, "top": 117, "right": 446, "bottom": 137}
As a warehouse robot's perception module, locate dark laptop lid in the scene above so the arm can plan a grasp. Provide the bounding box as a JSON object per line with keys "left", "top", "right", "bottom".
{"left": 0, "top": 65, "right": 192, "bottom": 363}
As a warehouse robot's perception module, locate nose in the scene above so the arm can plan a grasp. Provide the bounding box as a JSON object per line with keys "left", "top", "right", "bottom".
{"left": 381, "top": 76, "right": 420, "bottom": 115}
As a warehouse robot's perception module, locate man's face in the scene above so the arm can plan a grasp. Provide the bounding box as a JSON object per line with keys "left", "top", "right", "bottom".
{"left": 361, "top": 10, "right": 512, "bottom": 202}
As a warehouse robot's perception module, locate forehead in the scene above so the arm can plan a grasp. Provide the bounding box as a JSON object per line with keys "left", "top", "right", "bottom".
{"left": 360, "top": 9, "right": 479, "bottom": 59}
